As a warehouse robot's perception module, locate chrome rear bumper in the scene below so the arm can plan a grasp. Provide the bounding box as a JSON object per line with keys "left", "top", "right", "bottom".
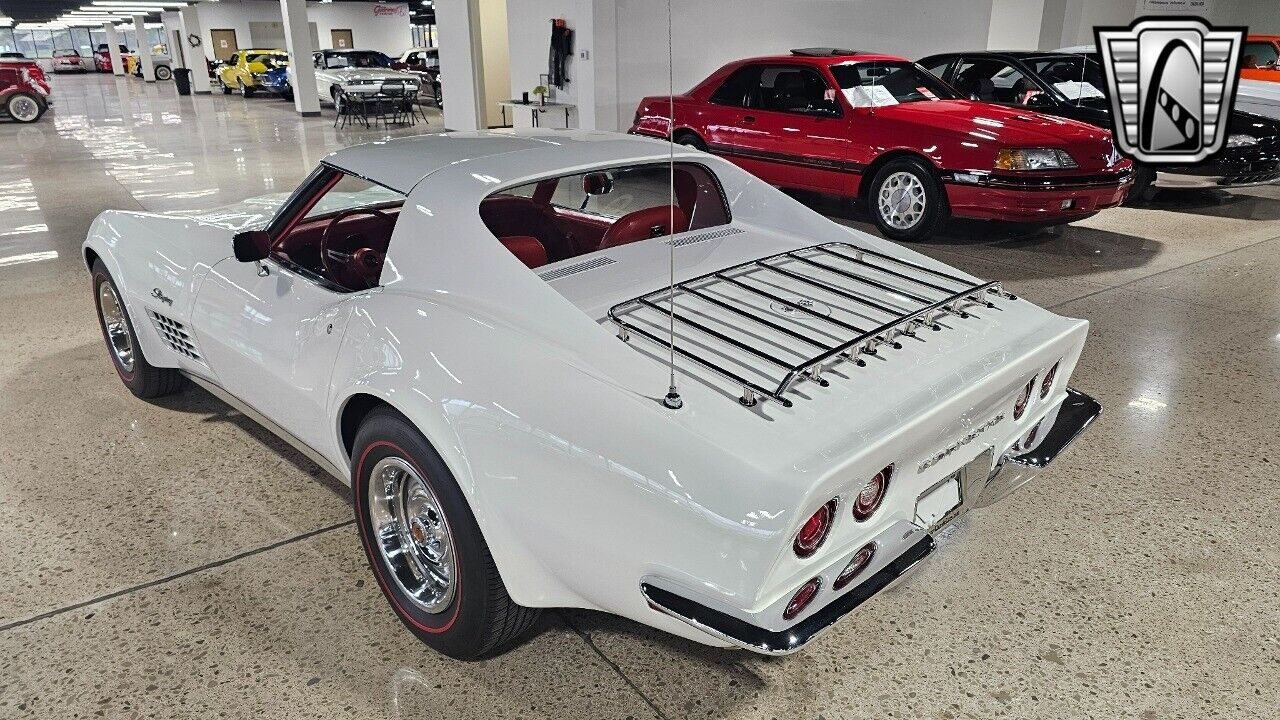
{"left": 642, "top": 387, "right": 1101, "bottom": 655}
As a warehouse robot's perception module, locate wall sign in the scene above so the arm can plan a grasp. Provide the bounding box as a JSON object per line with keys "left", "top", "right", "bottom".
{"left": 373, "top": 4, "right": 408, "bottom": 18}
{"left": 1136, "top": 0, "right": 1213, "bottom": 13}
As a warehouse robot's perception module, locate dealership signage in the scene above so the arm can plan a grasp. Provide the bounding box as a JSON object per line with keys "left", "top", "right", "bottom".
{"left": 373, "top": 4, "right": 408, "bottom": 18}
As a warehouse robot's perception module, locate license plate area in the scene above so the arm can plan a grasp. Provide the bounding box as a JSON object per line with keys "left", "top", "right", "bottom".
{"left": 914, "top": 472, "right": 962, "bottom": 533}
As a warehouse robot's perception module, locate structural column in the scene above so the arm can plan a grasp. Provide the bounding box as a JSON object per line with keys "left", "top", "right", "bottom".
{"left": 104, "top": 22, "right": 125, "bottom": 76}
{"left": 280, "top": 0, "right": 321, "bottom": 116}
{"left": 435, "top": 0, "right": 485, "bottom": 131}
{"left": 178, "top": 4, "right": 212, "bottom": 93}
{"left": 133, "top": 14, "right": 156, "bottom": 81}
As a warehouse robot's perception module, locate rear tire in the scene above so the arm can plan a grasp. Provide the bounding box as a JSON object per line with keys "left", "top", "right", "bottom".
{"left": 91, "top": 261, "right": 184, "bottom": 399}
{"left": 352, "top": 408, "right": 540, "bottom": 660}
{"left": 867, "top": 157, "right": 947, "bottom": 242}
{"left": 674, "top": 131, "right": 708, "bottom": 151}
{"left": 239, "top": 79, "right": 255, "bottom": 98}
{"left": 154, "top": 65, "right": 172, "bottom": 81}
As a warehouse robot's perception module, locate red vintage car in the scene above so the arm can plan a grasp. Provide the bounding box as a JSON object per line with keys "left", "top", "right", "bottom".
{"left": 0, "top": 62, "right": 50, "bottom": 123}
{"left": 630, "top": 49, "right": 1132, "bottom": 240}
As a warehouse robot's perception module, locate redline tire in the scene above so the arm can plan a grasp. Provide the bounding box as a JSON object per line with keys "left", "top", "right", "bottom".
{"left": 351, "top": 408, "right": 539, "bottom": 660}
{"left": 91, "top": 261, "right": 184, "bottom": 399}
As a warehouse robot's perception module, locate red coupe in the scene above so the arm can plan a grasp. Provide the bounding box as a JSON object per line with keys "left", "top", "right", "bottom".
{"left": 0, "top": 62, "right": 50, "bottom": 123}
{"left": 630, "top": 49, "right": 1132, "bottom": 240}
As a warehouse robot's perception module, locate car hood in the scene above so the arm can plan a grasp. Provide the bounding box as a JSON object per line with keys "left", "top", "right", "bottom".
{"left": 322, "top": 67, "right": 417, "bottom": 82}
{"left": 876, "top": 99, "right": 1106, "bottom": 144}
{"left": 1228, "top": 109, "right": 1280, "bottom": 140}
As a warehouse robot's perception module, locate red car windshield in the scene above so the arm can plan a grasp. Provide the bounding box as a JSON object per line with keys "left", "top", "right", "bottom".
{"left": 829, "top": 61, "right": 959, "bottom": 106}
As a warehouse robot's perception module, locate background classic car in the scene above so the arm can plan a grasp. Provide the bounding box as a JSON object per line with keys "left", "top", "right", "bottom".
{"left": 630, "top": 49, "right": 1132, "bottom": 241}
{"left": 923, "top": 50, "right": 1280, "bottom": 198}
{"left": 0, "top": 62, "right": 48, "bottom": 123}
{"left": 305, "top": 48, "right": 420, "bottom": 104}
{"left": 217, "top": 49, "right": 289, "bottom": 97}
{"left": 51, "top": 49, "right": 88, "bottom": 74}
{"left": 82, "top": 131, "right": 1099, "bottom": 659}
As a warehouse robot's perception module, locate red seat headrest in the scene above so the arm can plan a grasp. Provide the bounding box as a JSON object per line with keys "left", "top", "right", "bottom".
{"left": 499, "top": 235, "right": 548, "bottom": 268}
{"left": 598, "top": 206, "right": 690, "bottom": 250}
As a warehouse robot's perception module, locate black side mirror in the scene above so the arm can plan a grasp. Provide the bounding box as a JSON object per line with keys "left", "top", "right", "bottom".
{"left": 233, "top": 230, "right": 271, "bottom": 262}
{"left": 1025, "top": 92, "right": 1054, "bottom": 108}
{"left": 582, "top": 172, "right": 613, "bottom": 196}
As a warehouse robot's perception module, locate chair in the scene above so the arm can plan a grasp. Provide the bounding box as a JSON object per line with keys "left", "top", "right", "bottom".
{"left": 333, "top": 88, "right": 370, "bottom": 129}
{"left": 370, "top": 82, "right": 408, "bottom": 125}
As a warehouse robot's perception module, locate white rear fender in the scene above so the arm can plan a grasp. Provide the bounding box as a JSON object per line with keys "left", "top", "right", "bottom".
{"left": 83, "top": 211, "right": 233, "bottom": 369}
{"left": 328, "top": 294, "right": 805, "bottom": 616}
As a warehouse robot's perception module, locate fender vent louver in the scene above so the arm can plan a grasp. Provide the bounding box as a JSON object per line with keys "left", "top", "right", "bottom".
{"left": 666, "top": 227, "right": 744, "bottom": 248}
{"left": 148, "top": 310, "right": 203, "bottom": 363}
{"left": 538, "top": 256, "right": 617, "bottom": 282}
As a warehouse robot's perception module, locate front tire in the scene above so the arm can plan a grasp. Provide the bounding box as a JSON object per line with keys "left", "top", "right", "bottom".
{"left": 6, "top": 93, "right": 45, "bottom": 123}
{"left": 867, "top": 157, "right": 947, "bottom": 241}
{"left": 91, "top": 261, "right": 184, "bottom": 399}
{"left": 1125, "top": 165, "right": 1156, "bottom": 205}
{"left": 154, "top": 65, "right": 172, "bottom": 81}
{"left": 239, "top": 79, "right": 255, "bottom": 98}
{"left": 352, "top": 408, "right": 539, "bottom": 660}
{"left": 219, "top": 77, "right": 231, "bottom": 95}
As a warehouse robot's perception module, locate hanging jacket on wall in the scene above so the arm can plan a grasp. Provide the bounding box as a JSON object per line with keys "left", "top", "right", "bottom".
{"left": 548, "top": 19, "right": 573, "bottom": 88}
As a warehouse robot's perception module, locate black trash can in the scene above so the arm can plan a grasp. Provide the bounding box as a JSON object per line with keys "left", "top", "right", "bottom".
{"left": 174, "top": 68, "right": 192, "bottom": 96}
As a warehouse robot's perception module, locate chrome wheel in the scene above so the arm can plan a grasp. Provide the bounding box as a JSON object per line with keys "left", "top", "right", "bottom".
{"left": 368, "top": 456, "right": 456, "bottom": 614}
{"left": 8, "top": 94, "right": 40, "bottom": 123}
{"left": 877, "top": 171, "right": 927, "bottom": 230}
{"left": 97, "top": 281, "right": 134, "bottom": 373}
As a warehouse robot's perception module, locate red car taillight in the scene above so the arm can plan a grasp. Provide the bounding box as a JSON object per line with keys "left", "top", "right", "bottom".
{"left": 833, "top": 542, "right": 876, "bottom": 590}
{"left": 852, "top": 467, "right": 891, "bottom": 522}
{"left": 793, "top": 499, "right": 836, "bottom": 558}
{"left": 1040, "top": 361, "right": 1060, "bottom": 399}
{"left": 783, "top": 577, "right": 822, "bottom": 621}
{"left": 1013, "top": 376, "right": 1037, "bottom": 421}
{"left": 1020, "top": 420, "right": 1043, "bottom": 451}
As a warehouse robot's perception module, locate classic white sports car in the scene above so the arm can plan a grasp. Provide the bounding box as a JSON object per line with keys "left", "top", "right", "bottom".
{"left": 83, "top": 131, "right": 1100, "bottom": 659}
{"left": 303, "top": 48, "right": 420, "bottom": 103}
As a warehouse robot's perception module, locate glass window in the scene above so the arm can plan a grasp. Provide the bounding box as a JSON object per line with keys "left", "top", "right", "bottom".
{"left": 1244, "top": 42, "right": 1278, "bottom": 68}
{"left": 710, "top": 65, "right": 763, "bottom": 107}
{"left": 921, "top": 58, "right": 953, "bottom": 79}
{"left": 302, "top": 174, "right": 404, "bottom": 222}
{"left": 951, "top": 58, "right": 1042, "bottom": 105}
{"left": 830, "top": 61, "right": 959, "bottom": 106}
{"left": 322, "top": 50, "right": 391, "bottom": 69}
{"left": 0, "top": 28, "right": 16, "bottom": 54}
{"left": 1028, "top": 56, "right": 1107, "bottom": 103}
{"left": 758, "top": 66, "right": 840, "bottom": 115}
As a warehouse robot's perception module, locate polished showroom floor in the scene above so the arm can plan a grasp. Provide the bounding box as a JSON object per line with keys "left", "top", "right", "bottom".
{"left": 1, "top": 74, "right": 1276, "bottom": 719}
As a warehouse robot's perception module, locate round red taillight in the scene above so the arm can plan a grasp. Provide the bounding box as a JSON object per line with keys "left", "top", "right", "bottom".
{"left": 1013, "top": 376, "right": 1037, "bottom": 421}
{"left": 1040, "top": 361, "right": 1059, "bottom": 399}
{"left": 793, "top": 499, "right": 837, "bottom": 558}
{"left": 833, "top": 542, "right": 876, "bottom": 590}
{"left": 783, "top": 577, "right": 822, "bottom": 621}
{"left": 852, "top": 467, "right": 891, "bottom": 522}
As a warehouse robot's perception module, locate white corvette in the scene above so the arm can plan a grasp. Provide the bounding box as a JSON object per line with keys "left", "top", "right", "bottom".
{"left": 83, "top": 131, "right": 1100, "bottom": 659}
{"left": 304, "top": 49, "right": 420, "bottom": 103}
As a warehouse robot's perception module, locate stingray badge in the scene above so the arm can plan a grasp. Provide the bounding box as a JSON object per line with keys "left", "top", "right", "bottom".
{"left": 1096, "top": 18, "right": 1244, "bottom": 164}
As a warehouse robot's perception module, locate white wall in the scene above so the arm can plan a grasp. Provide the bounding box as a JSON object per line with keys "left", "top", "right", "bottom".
{"left": 191, "top": 0, "right": 411, "bottom": 61}
{"left": 505, "top": 0, "right": 585, "bottom": 128}
{"left": 988, "top": 0, "right": 1045, "bottom": 50}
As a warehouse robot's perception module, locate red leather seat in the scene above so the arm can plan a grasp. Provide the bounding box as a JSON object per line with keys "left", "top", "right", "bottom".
{"left": 480, "top": 195, "right": 571, "bottom": 261}
{"left": 500, "top": 235, "right": 548, "bottom": 268}
{"left": 598, "top": 206, "right": 689, "bottom": 250}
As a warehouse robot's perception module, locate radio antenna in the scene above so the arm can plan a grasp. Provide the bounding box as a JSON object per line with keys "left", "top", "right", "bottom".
{"left": 661, "top": 0, "right": 682, "bottom": 410}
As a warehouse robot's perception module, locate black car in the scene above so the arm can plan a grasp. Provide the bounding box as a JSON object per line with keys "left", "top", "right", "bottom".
{"left": 918, "top": 50, "right": 1280, "bottom": 200}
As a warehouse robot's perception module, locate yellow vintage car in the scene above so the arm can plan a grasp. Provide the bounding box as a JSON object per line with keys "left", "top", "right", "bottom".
{"left": 216, "top": 49, "right": 289, "bottom": 97}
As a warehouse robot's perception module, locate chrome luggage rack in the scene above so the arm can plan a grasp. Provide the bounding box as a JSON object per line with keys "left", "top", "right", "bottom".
{"left": 608, "top": 242, "right": 1011, "bottom": 408}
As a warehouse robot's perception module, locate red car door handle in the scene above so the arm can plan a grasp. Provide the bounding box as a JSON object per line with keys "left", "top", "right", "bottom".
{"left": 742, "top": 115, "right": 756, "bottom": 124}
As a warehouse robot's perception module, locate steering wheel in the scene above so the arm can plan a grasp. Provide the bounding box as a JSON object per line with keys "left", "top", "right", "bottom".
{"left": 320, "top": 208, "right": 395, "bottom": 290}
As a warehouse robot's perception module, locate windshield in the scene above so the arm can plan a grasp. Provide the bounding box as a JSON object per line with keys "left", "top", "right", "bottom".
{"left": 248, "top": 52, "right": 288, "bottom": 66}
{"left": 1029, "top": 56, "right": 1107, "bottom": 103}
{"left": 324, "top": 51, "right": 392, "bottom": 69}
{"left": 55, "top": 50, "right": 80, "bottom": 58}
{"left": 829, "top": 61, "right": 960, "bottom": 107}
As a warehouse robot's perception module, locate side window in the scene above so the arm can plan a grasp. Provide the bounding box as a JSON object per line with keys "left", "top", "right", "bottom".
{"left": 480, "top": 162, "right": 731, "bottom": 268}
{"left": 1244, "top": 42, "right": 1278, "bottom": 68}
{"left": 759, "top": 66, "right": 840, "bottom": 115}
{"left": 710, "top": 65, "right": 764, "bottom": 107}
{"left": 272, "top": 171, "right": 406, "bottom": 292}
{"left": 921, "top": 58, "right": 954, "bottom": 81}
{"left": 954, "top": 58, "right": 1042, "bottom": 105}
